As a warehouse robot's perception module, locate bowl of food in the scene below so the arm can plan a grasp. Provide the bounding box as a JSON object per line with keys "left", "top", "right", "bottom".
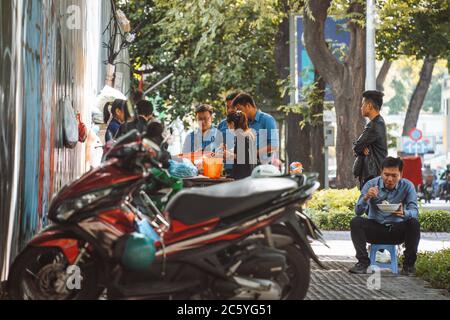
{"left": 376, "top": 201, "right": 401, "bottom": 214}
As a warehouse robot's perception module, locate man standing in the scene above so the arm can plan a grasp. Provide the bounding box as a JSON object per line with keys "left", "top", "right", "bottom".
{"left": 182, "top": 104, "right": 218, "bottom": 154}
{"left": 349, "top": 157, "right": 420, "bottom": 276}
{"left": 353, "top": 90, "right": 388, "bottom": 189}
{"left": 232, "top": 93, "right": 279, "bottom": 164}
{"left": 217, "top": 92, "right": 240, "bottom": 175}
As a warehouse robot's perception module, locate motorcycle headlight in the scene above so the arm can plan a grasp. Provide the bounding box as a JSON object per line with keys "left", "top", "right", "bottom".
{"left": 55, "top": 188, "right": 112, "bottom": 221}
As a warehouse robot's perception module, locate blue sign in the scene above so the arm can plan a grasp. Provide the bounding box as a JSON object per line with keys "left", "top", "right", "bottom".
{"left": 296, "top": 17, "right": 350, "bottom": 101}
{"left": 401, "top": 136, "right": 436, "bottom": 155}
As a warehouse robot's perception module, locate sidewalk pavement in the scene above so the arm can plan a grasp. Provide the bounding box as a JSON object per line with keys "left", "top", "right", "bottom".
{"left": 306, "top": 255, "right": 449, "bottom": 300}
{"left": 420, "top": 199, "right": 450, "bottom": 211}
{"left": 307, "top": 231, "right": 450, "bottom": 300}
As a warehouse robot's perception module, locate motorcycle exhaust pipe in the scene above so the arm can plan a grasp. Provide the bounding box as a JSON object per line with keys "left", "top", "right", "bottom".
{"left": 232, "top": 276, "right": 282, "bottom": 300}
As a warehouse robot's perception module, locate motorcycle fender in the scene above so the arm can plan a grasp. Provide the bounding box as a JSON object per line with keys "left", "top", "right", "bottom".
{"left": 29, "top": 230, "right": 80, "bottom": 265}
{"left": 285, "top": 214, "right": 327, "bottom": 270}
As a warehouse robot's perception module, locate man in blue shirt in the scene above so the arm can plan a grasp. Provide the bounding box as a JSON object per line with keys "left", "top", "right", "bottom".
{"left": 349, "top": 157, "right": 420, "bottom": 276}
{"left": 232, "top": 93, "right": 279, "bottom": 164}
{"left": 182, "top": 104, "right": 218, "bottom": 154}
{"left": 217, "top": 92, "right": 241, "bottom": 175}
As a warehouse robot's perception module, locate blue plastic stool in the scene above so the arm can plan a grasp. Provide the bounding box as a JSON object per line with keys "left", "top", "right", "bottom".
{"left": 369, "top": 244, "right": 398, "bottom": 274}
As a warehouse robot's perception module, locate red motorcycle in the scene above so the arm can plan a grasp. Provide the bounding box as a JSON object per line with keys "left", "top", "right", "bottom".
{"left": 8, "top": 128, "right": 324, "bottom": 300}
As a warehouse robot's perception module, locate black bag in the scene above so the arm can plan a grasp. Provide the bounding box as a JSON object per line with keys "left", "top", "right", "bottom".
{"left": 366, "top": 145, "right": 381, "bottom": 177}
{"left": 353, "top": 155, "right": 364, "bottom": 178}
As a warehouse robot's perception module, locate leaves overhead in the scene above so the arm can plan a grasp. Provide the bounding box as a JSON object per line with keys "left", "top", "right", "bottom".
{"left": 117, "top": 0, "right": 285, "bottom": 122}
{"left": 377, "top": 0, "right": 450, "bottom": 61}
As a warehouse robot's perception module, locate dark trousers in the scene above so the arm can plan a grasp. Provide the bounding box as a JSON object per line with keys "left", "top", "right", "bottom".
{"left": 350, "top": 216, "right": 421, "bottom": 266}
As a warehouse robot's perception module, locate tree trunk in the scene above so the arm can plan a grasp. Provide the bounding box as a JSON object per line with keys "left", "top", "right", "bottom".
{"left": 376, "top": 60, "right": 392, "bottom": 92}
{"left": 303, "top": 1, "right": 366, "bottom": 188}
{"left": 402, "top": 56, "right": 436, "bottom": 136}
{"left": 274, "top": 1, "right": 312, "bottom": 170}
{"left": 310, "top": 70, "right": 326, "bottom": 187}
{"left": 287, "top": 115, "right": 312, "bottom": 170}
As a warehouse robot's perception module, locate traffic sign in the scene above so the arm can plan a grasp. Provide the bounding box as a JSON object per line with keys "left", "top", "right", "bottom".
{"left": 408, "top": 128, "right": 423, "bottom": 142}
{"left": 399, "top": 136, "right": 436, "bottom": 155}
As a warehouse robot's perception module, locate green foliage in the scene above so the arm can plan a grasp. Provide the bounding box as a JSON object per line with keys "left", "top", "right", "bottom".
{"left": 278, "top": 80, "right": 333, "bottom": 128}
{"left": 419, "top": 210, "right": 450, "bottom": 232}
{"left": 422, "top": 75, "right": 442, "bottom": 113}
{"left": 307, "top": 188, "right": 360, "bottom": 212}
{"left": 386, "top": 123, "right": 399, "bottom": 149}
{"left": 415, "top": 249, "right": 450, "bottom": 291}
{"left": 385, "top": 78, "right": 407, "bottom": 115}
{"left": 117, "top": 0, "right": 285, "bottom": 121}
{"left": 306, "top": 188, "right": 450, "bottom": 232}
{"left": 305, "top": 187, "right": 359, "bottom": 231}
{"left": 328, "top": 210, "right": 355, "bottom": 231}
{"left": 377, "top": 0, "right": 450, "bottom": 61}
{"left": 305, "top": 208, "right": 354, "bottom": 231}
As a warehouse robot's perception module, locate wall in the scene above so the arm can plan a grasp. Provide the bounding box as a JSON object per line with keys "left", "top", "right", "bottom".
{"left": 0, "top": 0, "right": 127, "bottom": 281}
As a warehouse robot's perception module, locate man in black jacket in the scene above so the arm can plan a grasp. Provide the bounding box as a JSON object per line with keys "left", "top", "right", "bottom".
{"left": 353, "top": 90, "right": 388, "bottom": 189}
{"left": 116, "top": 100, "right": 155, "bottom": 138}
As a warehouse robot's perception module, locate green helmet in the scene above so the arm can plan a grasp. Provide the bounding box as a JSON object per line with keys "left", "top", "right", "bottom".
{"left": 117, "top": 232, "right": 156, "bottom": 270}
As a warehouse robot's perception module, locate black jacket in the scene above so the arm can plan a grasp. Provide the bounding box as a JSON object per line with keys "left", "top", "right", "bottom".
{"left": 353, "top": 115, "right": 388, "bottom": 181}
{"left": 115, "top": 116, "right": 150, "bottom": 138}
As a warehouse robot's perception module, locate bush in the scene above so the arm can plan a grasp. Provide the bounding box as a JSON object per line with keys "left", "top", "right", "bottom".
{"left": 306, "top": 186, "right": 450, "bottom": 232}
{"left": 307, "top": 209, "right": 330, "bottom": 229}
{"left": 419, "top": 211, "right": 450, "bottom": 232}
{"left": 415, "top": 249, "right": 450, "bottom": 292}
{"left": 328, "top": 210, "right": 354, "bottom": 231}
{"left": 307, "top": 188, "right": 360, "bottom": 212}
{"left": 305, "top": 208, "right": 450, "bottom": 233}
{"left": 305, "top": 208, "right": 354, "bottom": 231}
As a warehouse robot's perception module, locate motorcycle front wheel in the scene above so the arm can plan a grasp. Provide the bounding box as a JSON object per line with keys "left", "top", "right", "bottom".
{"left": 8, "top": 246, "right": 102, "bottom": 300}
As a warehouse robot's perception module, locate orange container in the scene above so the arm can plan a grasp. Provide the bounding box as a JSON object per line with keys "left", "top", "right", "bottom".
{"left": 203, "top": 157, "right": 224, "bottom": 179}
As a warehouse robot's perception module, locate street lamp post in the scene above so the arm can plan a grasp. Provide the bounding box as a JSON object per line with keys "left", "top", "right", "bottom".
{"left": 366, "top": 0, "right": 376, "bottom": 90}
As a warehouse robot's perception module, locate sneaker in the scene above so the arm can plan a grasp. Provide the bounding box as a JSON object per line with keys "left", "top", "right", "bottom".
{"left": 349, "top": 262, "right": 370, "bottom": 274}
{"left": 401, "top": 265, "right": 416, "bottom": 276}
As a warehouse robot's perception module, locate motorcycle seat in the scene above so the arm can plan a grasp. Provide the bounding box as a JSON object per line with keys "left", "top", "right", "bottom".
{"left": 166, "top": 177, "right": 298, "bottom": 225}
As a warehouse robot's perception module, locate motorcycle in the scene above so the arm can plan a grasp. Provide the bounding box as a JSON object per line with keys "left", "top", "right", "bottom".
{"left": 8, "top": 126, "right": 325, "bottom": 300}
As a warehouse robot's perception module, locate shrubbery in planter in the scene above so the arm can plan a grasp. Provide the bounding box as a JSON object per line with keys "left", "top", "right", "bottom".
{"left": 306, "top": 186, "right": 450, "bottom": 232}
{"left": 415, "top": 249, "right": 450, "bottom": 291}
{"left": 418, "top": 211, "right": 450, "bottom": 232}
{"left": 306, "top": 208, "right": 354, "bottom": 231}
{"left": 305, "top": 207, "right": 450, "bottom": 233}
{"left": 307, "top": 188, "right": 360, "bottom": 212}
{"left": 328, "top": 212, "right": 354, "bottom": 231}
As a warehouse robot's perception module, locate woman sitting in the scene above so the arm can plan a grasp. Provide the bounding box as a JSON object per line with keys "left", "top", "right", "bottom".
{"left": 223, "top": 111, "right": 257, "bottom": 180}
{"left": 103, "top": 99, "right": 127, "bottom": 143}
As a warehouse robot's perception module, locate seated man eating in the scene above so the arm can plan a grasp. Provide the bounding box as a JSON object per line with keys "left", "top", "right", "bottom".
{"left": 349, "top": 157, "right": 420, "bottom": 276}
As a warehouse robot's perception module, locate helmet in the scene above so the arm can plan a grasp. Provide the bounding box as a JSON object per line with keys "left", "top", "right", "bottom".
{"left": 115, "top": 233, "right": 156, "bottom": 270}
{"left": 251, "top": 165, "right": 282, "bottom": 178}
{"left": 290, "top": 162, "right": 303, "bottom": 174}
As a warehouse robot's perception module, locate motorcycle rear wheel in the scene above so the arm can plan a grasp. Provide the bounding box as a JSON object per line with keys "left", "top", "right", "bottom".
{"left": 279, "top": 244, "right": 311, "bottom": 300}
{"left": 270, "top": 225, "right": 311, "bottom": 300}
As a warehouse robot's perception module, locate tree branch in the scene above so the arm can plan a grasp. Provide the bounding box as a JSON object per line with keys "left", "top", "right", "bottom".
{"left": 303, "top": 0, "right": 344, "bottom": 92}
